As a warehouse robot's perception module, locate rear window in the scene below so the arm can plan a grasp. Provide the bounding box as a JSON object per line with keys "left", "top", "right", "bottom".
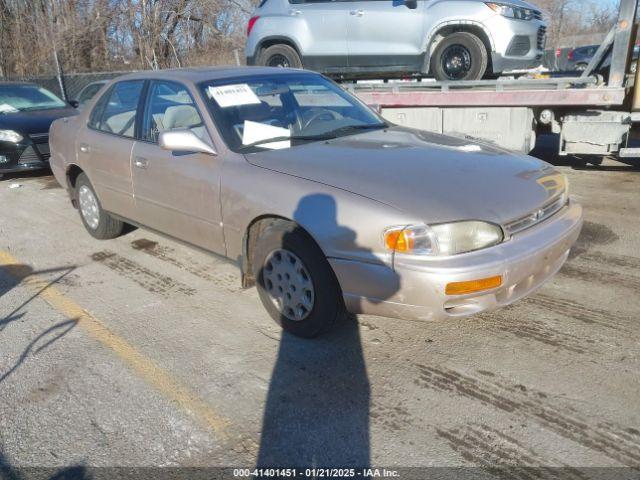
{"left": 90, "top": 80, "right": 144, "bottom": 138}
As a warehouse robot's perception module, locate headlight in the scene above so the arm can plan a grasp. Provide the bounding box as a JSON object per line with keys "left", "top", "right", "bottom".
{"left": 384, "top": 221, "right": 504, "bottom": 256}
{"left": 0, "top": 130, "right": 24, "bottom": 143}
{"left": 486, "top": 2, "right": 535, "bottom": 20}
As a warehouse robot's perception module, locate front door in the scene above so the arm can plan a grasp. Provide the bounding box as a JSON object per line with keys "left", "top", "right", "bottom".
{"left": 131, "top": 80, "right": 225, "bottom": 255}
{"left": 347, "top": 0, "right": 426, "bottom": 71}
{"left": 77, "top": 80, "right": 145, "bottom": 217}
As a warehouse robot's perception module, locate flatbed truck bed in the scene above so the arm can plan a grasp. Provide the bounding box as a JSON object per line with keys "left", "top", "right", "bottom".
{"left": 345, "top": 0, "right": 640, "bottom": 161}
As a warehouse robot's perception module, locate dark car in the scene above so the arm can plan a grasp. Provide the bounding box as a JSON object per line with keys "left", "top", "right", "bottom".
{"left": 567, "top": 45, "right": 599, "bottom": 71}
{"left": 567, "top": 43, "right": 640, "bottom": 72}
{"left": 0, "top": 82, "right": 76, "bottom": 178}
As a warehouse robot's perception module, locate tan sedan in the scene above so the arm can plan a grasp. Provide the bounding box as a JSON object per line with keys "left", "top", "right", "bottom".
{"left": 49, "top": 67, "right": 583, "bottom": 337}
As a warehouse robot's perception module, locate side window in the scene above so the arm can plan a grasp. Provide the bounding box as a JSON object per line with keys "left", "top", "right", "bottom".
{"left": 78, "top": 83, "right": 103, "bottom": 107}
{"left": 95, "top": 80, "right": 144, "bottom": 138}
{"left": 88, "top": 85, "right": 112, "bottom": 129}
{"left": 143, "top": 81, "right": 206, "bottom": 143}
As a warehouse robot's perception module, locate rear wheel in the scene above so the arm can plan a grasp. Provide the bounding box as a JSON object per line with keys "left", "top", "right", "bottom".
{"left": 252, "top": 219, "right": 343, "bottom": 338}
{"left": 431, "top": 32, "right": 488, "bottom": 81}
{"left": 75, "top": 173, "right": 124, "bottom": 240}
{"left": 257, "top": 44, "right": 303, "bottom": 69}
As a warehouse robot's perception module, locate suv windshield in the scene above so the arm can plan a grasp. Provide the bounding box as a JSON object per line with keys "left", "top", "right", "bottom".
{"left": 199, "top": 73, "right": 386, "bottom": 153}
{"left": 0, "top": 84, "right": 67, "bottom": 113}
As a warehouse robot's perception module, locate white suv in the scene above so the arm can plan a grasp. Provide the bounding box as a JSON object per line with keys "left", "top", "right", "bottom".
{"left": 246, "top": 0, "right": 547, "bottom": 81}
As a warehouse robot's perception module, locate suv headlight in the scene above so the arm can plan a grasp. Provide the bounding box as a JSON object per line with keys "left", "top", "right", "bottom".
{"left": 486, "top": 2, "right": 535, "bottom": 20}
{"left": 0, "top": 130, "right": 24, "bottom": 143}
{"left": 384, "top": 221, "right": 504, "bottom": 256}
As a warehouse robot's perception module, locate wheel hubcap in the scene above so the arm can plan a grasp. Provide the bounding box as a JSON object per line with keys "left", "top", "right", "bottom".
{"left": 441, "top": 44, "right": 473, "bottom": 80}
{"left": 262, "top": 249, "right": 315, "bottom": 321}
{"left": 78, "top": 185, "right": 100, "bottom": 230}
{"left": 267, "top": 54, "right": 290, "bottom": 68}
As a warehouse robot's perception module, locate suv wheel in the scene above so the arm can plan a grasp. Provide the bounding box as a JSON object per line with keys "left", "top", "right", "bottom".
{"left": 258, "top": 44, "right": 302, "bottom": 69}
{"left": 252, "top": 219, "right": 343, "bottom": 338}
{"left": 431, "top": 32, "right": 488, "bottom": 81}
{"left": 75, "top": 173, "right": 124, "bottom": 239}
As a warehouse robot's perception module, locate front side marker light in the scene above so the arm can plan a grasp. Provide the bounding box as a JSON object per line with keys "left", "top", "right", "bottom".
{"left": 446, "top": 275, "right": 503, "bottom": 296}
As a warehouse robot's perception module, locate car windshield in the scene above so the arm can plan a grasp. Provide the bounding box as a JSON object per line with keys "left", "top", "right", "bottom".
{"left": 0, "top": 84, "right": 67, "bottom": 113}
{"left": 199, "top": 73, "right": 386, "bottom": 153}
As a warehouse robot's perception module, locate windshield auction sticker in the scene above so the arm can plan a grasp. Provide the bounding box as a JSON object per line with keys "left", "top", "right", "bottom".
{"left": 207, "top": 84, "right": 261, "bottom": 108}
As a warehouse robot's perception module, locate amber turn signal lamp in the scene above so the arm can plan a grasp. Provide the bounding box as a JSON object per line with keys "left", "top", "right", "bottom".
{"left": 445, "top": 276, "right": 503, "bottom": 296}
{"left": 384, "top": 229, "right": 414, "bottom": 253}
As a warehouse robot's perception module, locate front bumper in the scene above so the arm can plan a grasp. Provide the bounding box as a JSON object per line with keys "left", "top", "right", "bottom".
{"left": 330, "top": 200, "right": 583, "bottom": 322}
{"left": 0, "top": 138, "right": 51, "bottom": 174}
{"left": 485, "top": 15, "right": 547, "bottom": 73}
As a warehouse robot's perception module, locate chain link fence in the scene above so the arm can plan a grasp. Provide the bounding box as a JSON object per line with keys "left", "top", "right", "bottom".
{"left": 2, "top": 70, "right": 136, "bottom": 101}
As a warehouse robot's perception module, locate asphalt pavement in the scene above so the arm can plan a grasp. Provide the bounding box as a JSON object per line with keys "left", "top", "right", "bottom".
{"left": 0, "top": 140, "right": 639, "bottom": 479}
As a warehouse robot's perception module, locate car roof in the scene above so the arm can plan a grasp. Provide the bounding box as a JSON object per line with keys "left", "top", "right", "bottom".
{"left": 0, "top": 81, "right": 37, "bottom": 87}
{"left": 115, "top": 66, "right": 315, "bottom": 84}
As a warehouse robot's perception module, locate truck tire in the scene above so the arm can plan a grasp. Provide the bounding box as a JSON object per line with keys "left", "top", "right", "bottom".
{"left": 431, "top": 32, "right": 488, "bottom": 81}
{"left": 257, "top": 44, "right": 303, "bottom": 69}
{"left": 252, "top": 219, "right": 343, "bottom": 338}
{"left": 75, "top": 173, "right": 124, "bottom": 240}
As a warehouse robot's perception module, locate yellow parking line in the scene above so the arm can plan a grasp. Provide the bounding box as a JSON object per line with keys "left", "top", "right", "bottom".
{"left": 0, "top": 249, "right": 231, "bottom": 440}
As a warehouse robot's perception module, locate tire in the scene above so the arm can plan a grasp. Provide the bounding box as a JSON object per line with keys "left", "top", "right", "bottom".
{"left": 431, "top": 32, "right": 488, "bottom": 81}
{"left": 576, "top": 62, "right": 588, "bottom": 72}
{"left": 252, "top": 219, "right": 343, "bottom": 338}
{"left": 257, "top": 44, "right": 303, "bottom": 69}
{"left": 75, "top": 173, "right": 124, "bottom": 240}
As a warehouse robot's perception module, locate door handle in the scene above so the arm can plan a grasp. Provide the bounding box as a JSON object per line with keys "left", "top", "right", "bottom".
{"left": 350, "top": 9, "right": 364, "bottom": 16}
{"left": 289, "top": 9, "right": 301, "bottom": 15}
{"left": 134, "top": 156, "right": 149, "bottom": 169}
{"left": 79, "top": 143, "right": 90, "bottom": 153}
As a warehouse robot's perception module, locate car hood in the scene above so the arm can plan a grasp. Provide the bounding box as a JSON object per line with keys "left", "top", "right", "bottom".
{"left": 244, "top": 127, "right": 565, "bottom": 226}
{"left": 0, "top": 107, "right": 77, "bottom": 135}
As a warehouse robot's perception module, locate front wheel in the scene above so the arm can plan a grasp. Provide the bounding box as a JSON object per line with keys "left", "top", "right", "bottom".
{"left": 252, "top": 220, "right": 343, "bottom": 338}
{"left": 257, "top": 44, "right": 303, "bottom": 69}
{"left": 431, "top": 32, "right": 488, "bottom": 81}
{"left": 75, "top": 173, "right": 124, "bottom": 240}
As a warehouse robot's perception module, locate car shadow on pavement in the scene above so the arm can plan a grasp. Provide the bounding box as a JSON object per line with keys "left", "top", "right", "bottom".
{"left": 0, "top": 263, "right": 79, "bottom": 384}
{"left": 1, "top": 446, "right": 89, "bottom": 480}
{"left": 256, "top": 194, "right": 400, "bottom": 469}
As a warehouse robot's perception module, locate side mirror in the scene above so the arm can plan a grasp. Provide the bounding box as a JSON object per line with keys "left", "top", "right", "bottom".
{"left": 404, "top": 0, "right": 418, "bottom": 8}
{"left": 159, "top": 130, "right": 217, "bottom": 156}
{"left": 69, "top": 100, "right": 80, "bottom": 108}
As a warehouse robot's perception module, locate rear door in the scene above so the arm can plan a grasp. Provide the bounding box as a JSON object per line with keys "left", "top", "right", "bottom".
{"left": 290, "top": 0, "right": 349, "bottom": 72}
{"left": 346, "top": 0, "right": 426, "bottom": 71}
{"left": 130, "top": 80, "right": 225, "bottom": 254}
{"left": 76, "top": 80, "right": 145, "bottom": 217}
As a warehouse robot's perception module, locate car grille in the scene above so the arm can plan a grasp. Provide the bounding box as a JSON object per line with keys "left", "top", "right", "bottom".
{"left": 505, "top": 195, "right": 567, "bottom": 236}
{"left": 18, "top": 146, "right": 43, "bottom": 166}
{"left": 507, "top": 36, "right": 531, "bottom": 56}
{"left": 29, "top": 133, "right": 50, "bottom": 161}
{"left": 537, "top": 26, "right": 547, "bottom": 50}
